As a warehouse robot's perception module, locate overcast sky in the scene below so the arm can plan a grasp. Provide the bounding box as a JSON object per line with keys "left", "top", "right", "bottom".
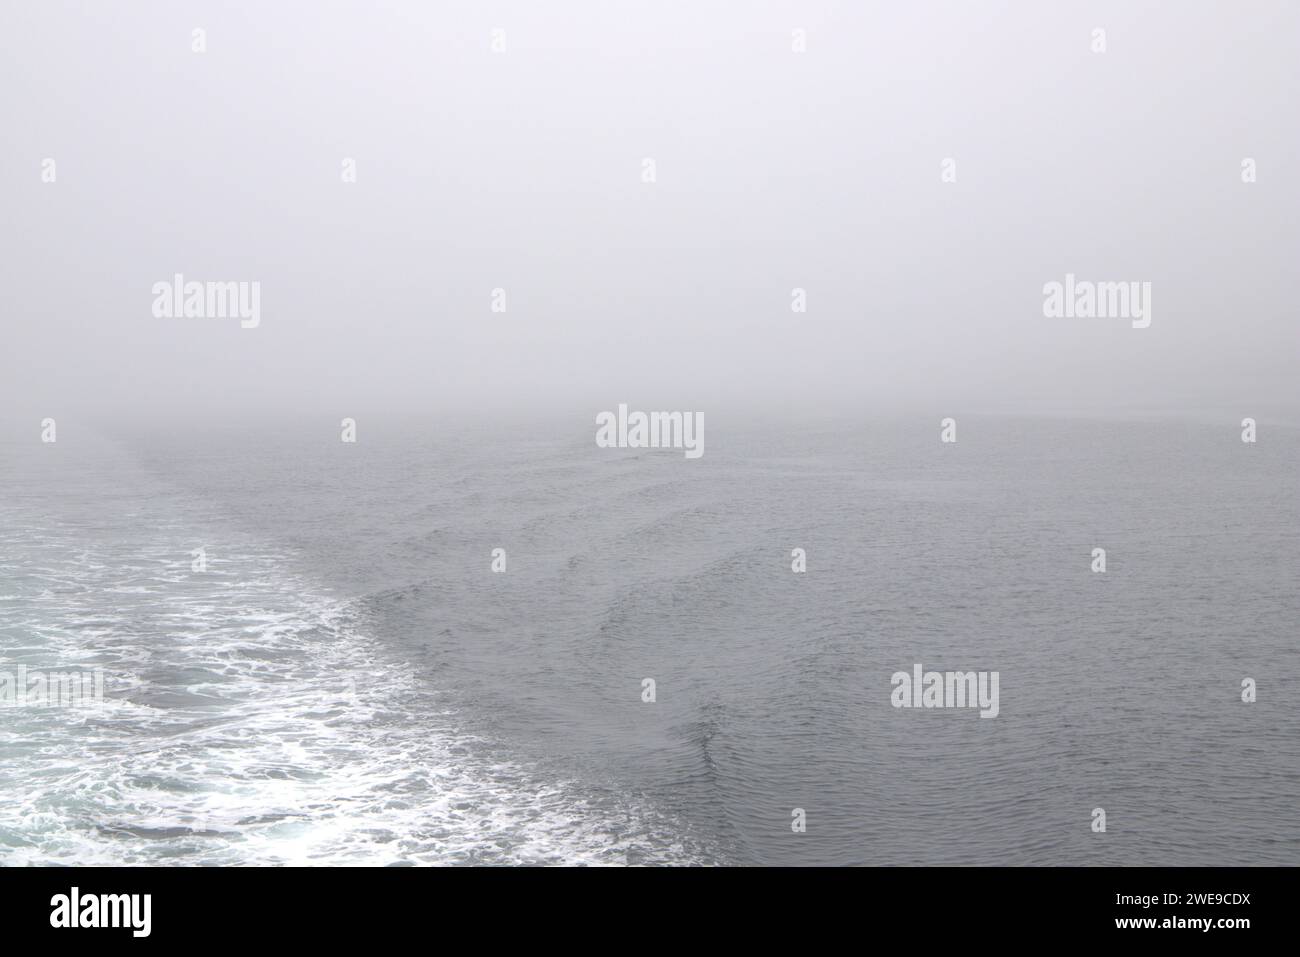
{"left": 2, "top": 1, "right": 1296, "bottom": 428}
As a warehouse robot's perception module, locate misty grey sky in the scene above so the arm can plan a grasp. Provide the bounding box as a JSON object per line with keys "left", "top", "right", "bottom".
{"left": 2, "top": 1, "right": 1297, "bottom": 427}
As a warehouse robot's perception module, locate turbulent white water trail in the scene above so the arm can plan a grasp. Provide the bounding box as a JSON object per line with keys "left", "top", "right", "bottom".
{"left": 0, "top": 440, "right": 704, "bottom": 865}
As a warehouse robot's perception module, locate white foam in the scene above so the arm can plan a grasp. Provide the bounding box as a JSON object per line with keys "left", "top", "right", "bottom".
{"left": 0, "top": 491, "right": 708, "bottom": 866}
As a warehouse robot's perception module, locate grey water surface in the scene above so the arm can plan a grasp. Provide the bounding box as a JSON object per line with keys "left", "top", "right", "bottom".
{"left": 2, "top": 415, "right": 1295, "bottom": 865}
